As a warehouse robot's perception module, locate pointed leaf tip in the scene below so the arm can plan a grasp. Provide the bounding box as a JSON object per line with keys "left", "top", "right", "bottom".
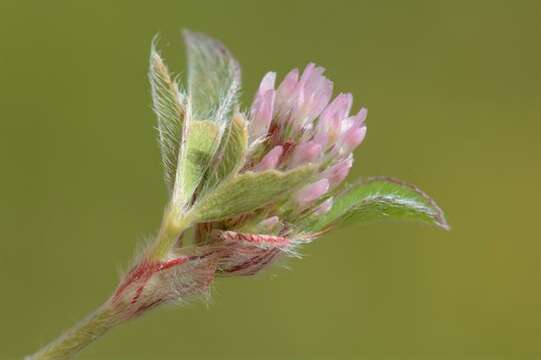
{"left": 149, "top": 39, "right": 185, "bottom": 192}
{"left": 303, "top": 176, "right": 449, "bottom": 232}
{"left": 366, "top": 176, "right": 450, "bottom": 230}
{"left": 183, "top": 30, "right": 241, "bottom": 125}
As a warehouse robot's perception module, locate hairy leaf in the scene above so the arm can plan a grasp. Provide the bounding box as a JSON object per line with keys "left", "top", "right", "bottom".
{"left": 174, "top": 121, "right": 220, "bottom": 206}
{"left": 204, "top": 113, "right": 248, "bottom": 190}
{"left": 149, "top": 41, "right": 185, "bottom": 192}
{"left": 183, "top": 30, "right": 241, "bottom": 126}
{"left": 190, "top": 166, "right": 315, "bottom": 223}
{"left": 172, "top": 31, "right": 242, "bottom": 207}
{"left": 304, "top": 177, "right": 449, "bottom": 232}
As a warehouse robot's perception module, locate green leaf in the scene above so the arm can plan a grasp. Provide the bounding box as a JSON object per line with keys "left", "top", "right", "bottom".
{"left": 183, "top": 30, "right": 241, "bottom": 127}
{"left": 204, "top": 113, "right": 248, "bottom": 190}
{"left": 171, "top": 31, "right": 242, "bottom": 207}
{"left": 304, "top": 177, "right": 449, "bottom": 232}
{"left": 174, "top": 121, "right": 220, "bottom": 206}
{"left": 190, "top": 166, "right": 315, "bottom": 223}
{"left": 149, "top": 40, "right": 185, "bottom": 192}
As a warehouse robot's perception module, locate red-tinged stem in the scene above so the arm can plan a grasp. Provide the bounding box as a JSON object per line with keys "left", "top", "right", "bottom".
{"left": 27, "top": 208, "right": 196, "bottom": 359}
{"left": 27, "top": 258, "right": 189, "bottom": 359}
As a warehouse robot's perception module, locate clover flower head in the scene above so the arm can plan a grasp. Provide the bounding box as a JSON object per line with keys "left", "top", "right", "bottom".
{"left": 109, "top": 31, "right": 449, "bottom": 319}
{"left": 249, "top": 64, "right": 367, "bottom": 203}
{"left": 104, "top": 31, "right": 448, "bottom": 319}
{"left": 28, "top": 30, "right": 449, "bottom": 360}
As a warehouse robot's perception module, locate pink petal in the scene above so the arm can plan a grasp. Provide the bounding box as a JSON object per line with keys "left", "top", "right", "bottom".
{"left": 254, "top": 145, "right": 284, "bottom": 171}
{"left": 340, "top": 116, "right": 355, "bottom": 133}
{"left": 298, "top": 63, "right": 318, "bottom": 86}
{"left": 295, "top": 179, "right": 330, "bottom": 204}
{"left": 316, "top": 93, "right": 353, "bottom": 143}
{"left": 323, "top": 156, "right": 353, "bottom": 187}
{"left": 249, "top": 89, "right": 275, "bottom": 139}
{"left": 299, "top": 64, "right": 325, "bottom": 97}
{"left": 306, "top": 78, "right": 333, "bottom": 122}
{"left": 289, "top": 66, "right": 333, "bottom": 134}
{"left": 340, "top": 107, "right": 366, "bottom": 133}
{"left": 276, "top": 68, "right": 299, "bottom": 110}
{"left": 289, "top": 141, "right": 323, "bottom": 168}
{"left": 313, "top": 131, "right": 329, "bottom": 149}
{"left": 258, "top": 72, "right": 276, "bottom": 95}
{"left": 341, "top": 126, "right": 367, "bottom": 154}
{"left": 314, "top": 197, "right": 334, "bottom": 215}
{"left": 321, "top": 93, "right": 353, "bottom": 123}
{"left": 301, "top": 65, "right": 331, "bottom": 114}
{"left": 355, "top": 107, "right": 368, "bottom": 124}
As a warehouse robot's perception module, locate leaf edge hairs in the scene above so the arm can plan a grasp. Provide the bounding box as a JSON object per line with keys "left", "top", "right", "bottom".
{"left": 27, "top": 30, "right": 449, "bottom": 360}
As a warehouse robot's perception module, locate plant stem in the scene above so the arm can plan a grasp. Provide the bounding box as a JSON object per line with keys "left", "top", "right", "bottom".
{"left": 148, "top": 208, "right": 193, "bottom": 260}
{"left": 28, "top": 208, "right": 193, "bottom": 359}
{"left": 27, "top": 305, "right": 120, "bottom": 360}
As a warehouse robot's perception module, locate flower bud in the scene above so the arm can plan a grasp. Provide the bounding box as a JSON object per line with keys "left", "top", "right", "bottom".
{"left": 275, "top": 68, "right": 299, "bottom": 111}
{"left": 323, "top": 156, "right": 353, "bottom": 187}
{"left": 249, "top": 90, "right": 275, "bottom": 140}
{"left": 295, "top": 179, "right": 330, "bottom": 204}
{"left": 289, "top": 141, "right": 323, "bottom": 168}
{"left": 341, "top": 125, "right": 367, "bottom": 154}
{"left": 254, "top": 145, "right": 284, "bottom": 171}
{"left": 257, "top": 72, "right": 276, "bottom": 95}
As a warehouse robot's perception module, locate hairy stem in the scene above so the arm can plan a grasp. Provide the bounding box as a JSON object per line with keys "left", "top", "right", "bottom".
{"left": 147, "top": 207, "right": 193, "bottom": 260}
{"left": 28, "top": 207, "right": 194, "bottom": 359}
{"left": 27, "top": 305, "right": 120, "bottom": 360}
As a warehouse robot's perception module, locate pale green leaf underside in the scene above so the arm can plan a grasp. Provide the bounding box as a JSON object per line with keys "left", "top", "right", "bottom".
{"left": 149, "top": 41, "right": 185, "bottom": 192}
{"left": 304, "top": 177, "right": 449, "bottom": 232}
{"left": 190, "top": 166, "right": 315, "bottom": 223}
{"left": 183, "top": 30, "right": 241, "bottom": 126}
{"left": 205, "top": 113, "right": 248, "bottom": 190}
{"left": 173, "top": 31, "right": 242, "bottom": 207}
{"left": 175, "top": 121, "right": 220, "bottom": 206}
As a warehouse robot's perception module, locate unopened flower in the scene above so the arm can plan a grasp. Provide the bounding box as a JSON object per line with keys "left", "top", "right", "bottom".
{"left": 28, "top": 30, "right": 449, "bottom": 360}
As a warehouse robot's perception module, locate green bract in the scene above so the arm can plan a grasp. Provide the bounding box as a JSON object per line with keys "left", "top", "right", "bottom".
{"left": 190, "top": 166, "right": 315, "bottom": 223}
{"left": 301, "top": 177, "right": 449, "bottom": 232}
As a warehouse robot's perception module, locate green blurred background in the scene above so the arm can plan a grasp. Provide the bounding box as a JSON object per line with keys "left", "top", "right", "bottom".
{"left": 1, "top": 0, "right": 540, "bottom": 359}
